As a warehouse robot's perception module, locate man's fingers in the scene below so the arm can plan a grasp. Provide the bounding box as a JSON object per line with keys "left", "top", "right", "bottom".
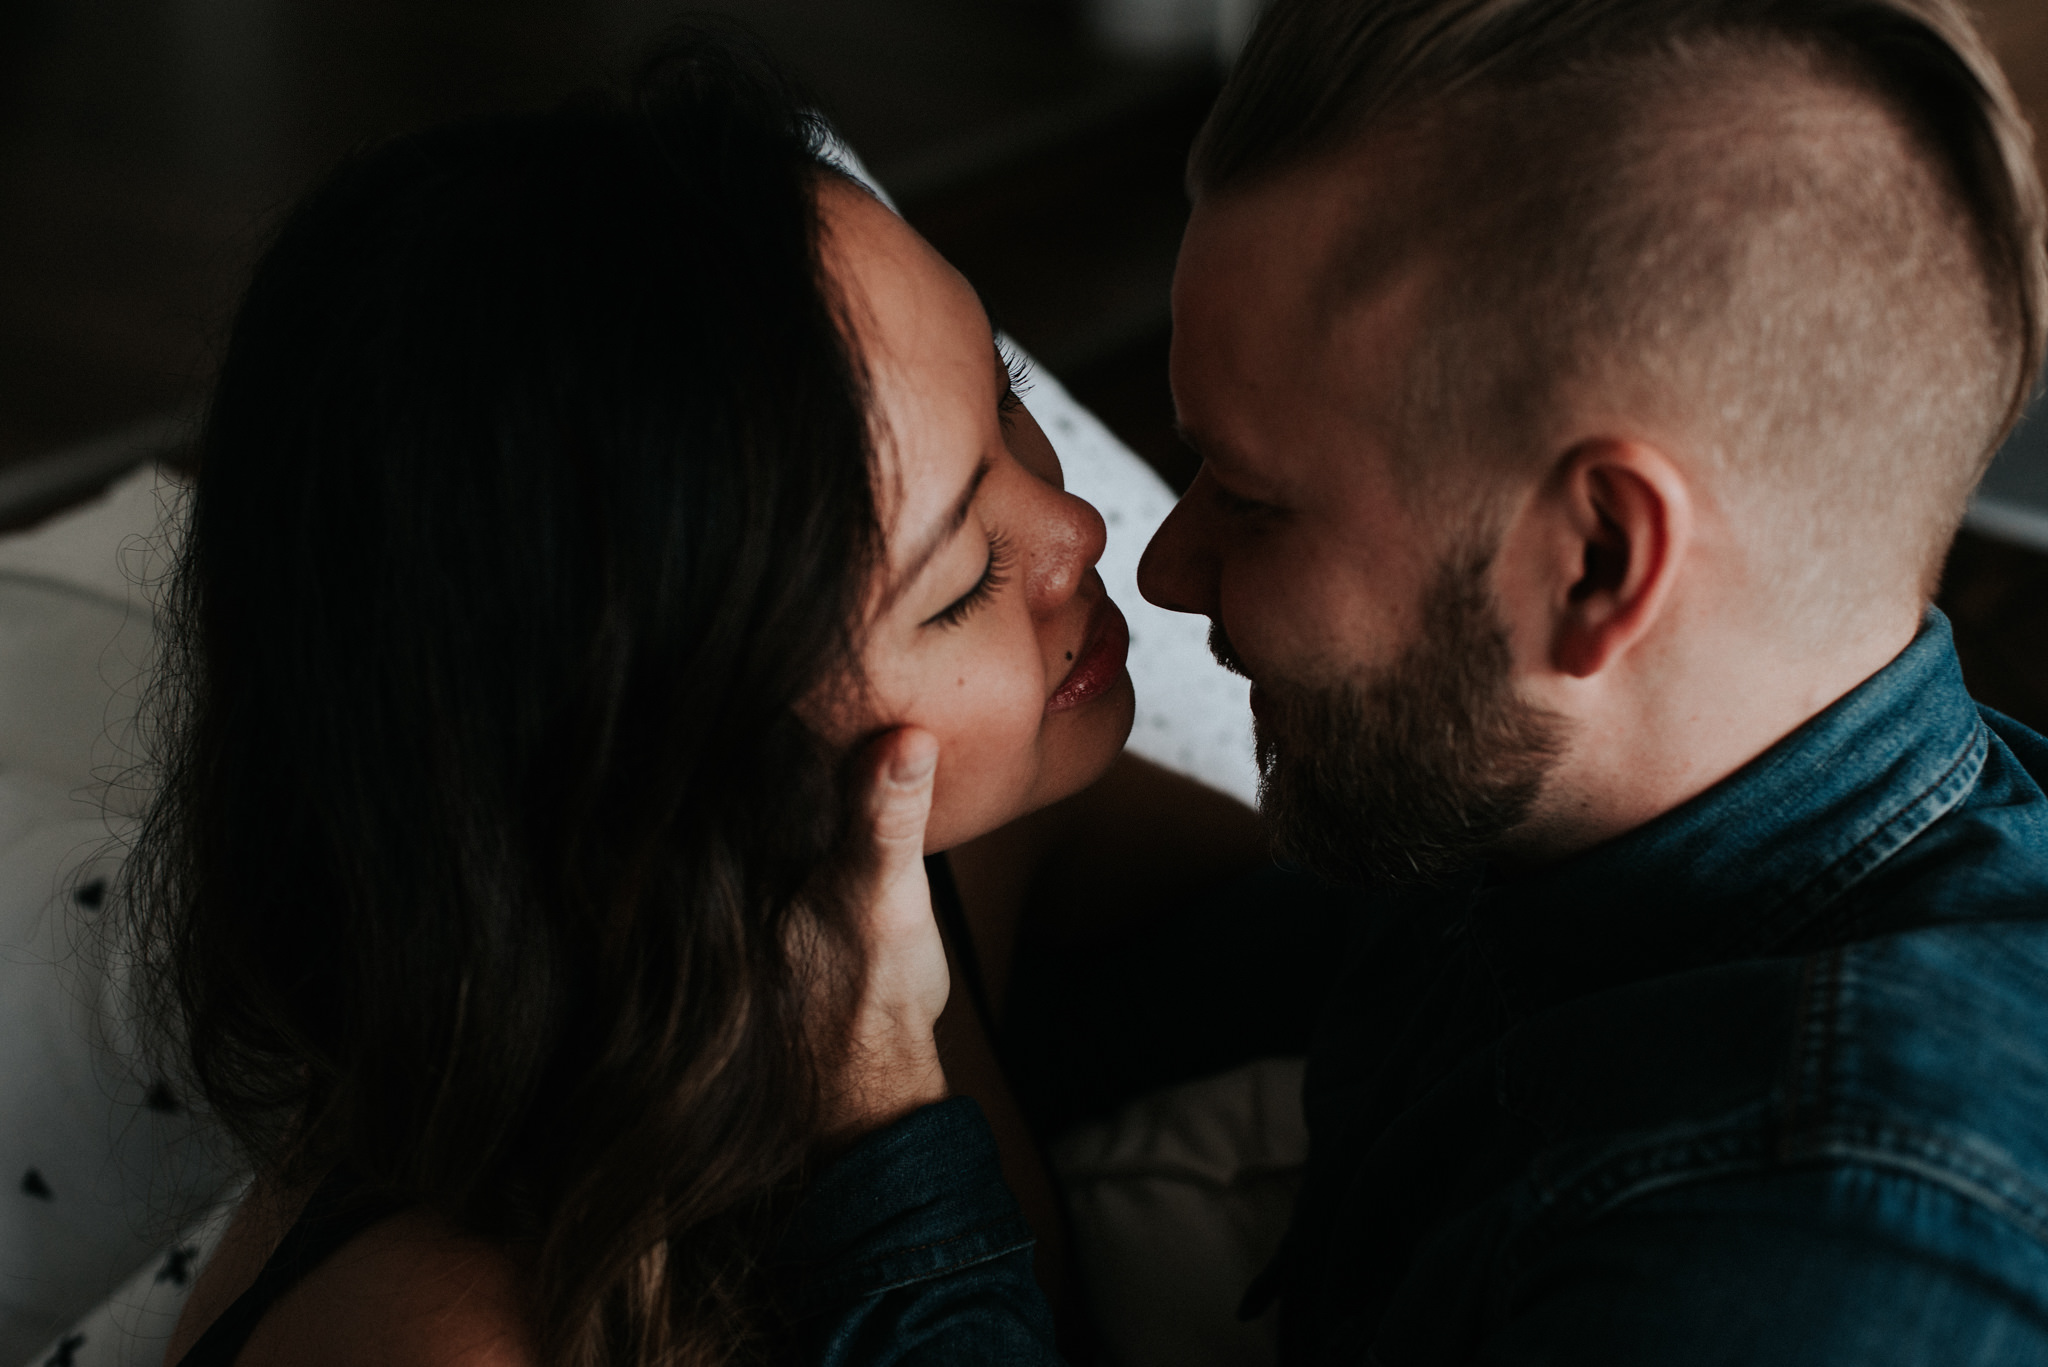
{"left": 867, "top": 726, "right": 938, "bottom": 858}
{"left": 824, "top": 726, "right": 950, "bottom": 1141}
{"left": 857, "top": 725, "right": 944, "bottom": 1003}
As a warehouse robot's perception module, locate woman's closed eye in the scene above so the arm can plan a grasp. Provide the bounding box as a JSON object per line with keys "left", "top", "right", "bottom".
{"left": 997, "top": 339, "right": 1033, "bottom": 419}
{"left": 924, "top": 530, "right": 1013, "bottom": 629}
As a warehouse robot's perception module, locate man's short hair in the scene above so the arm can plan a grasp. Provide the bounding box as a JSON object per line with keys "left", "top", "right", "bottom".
{"left": 1193, "top": 0, "right": 2048, "bottom": 613}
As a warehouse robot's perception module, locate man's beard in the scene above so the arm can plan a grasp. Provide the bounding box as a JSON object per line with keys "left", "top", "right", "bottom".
{"left": 1228, "top": 549, "right": 1566, "bottom": 888}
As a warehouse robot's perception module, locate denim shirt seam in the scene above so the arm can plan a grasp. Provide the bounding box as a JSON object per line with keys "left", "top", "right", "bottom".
{"left": 1499, "top": 1103, "right": 2048, "bottom": 1306}
{"left": 1523, "top": 1105, "right": 1777, "bottom": 1221}
{"left": 1780, "top": 947, "right": 1848, "bottom": 1138}
{"left": 1777, "top": 926, "right": 2048, "bottom": 1243}
{"left": 1492, "top": 1108, "right": 1777, "bottom": 1321}
{"left": 1738, "top": 714, "right": 1989, "bottom": 958}
{"left": 779, "top": 1212, "right": 1036, "bottom": 1319}
{"left": 1783, "top": 1112, "right": 2048, "bottom": 1246}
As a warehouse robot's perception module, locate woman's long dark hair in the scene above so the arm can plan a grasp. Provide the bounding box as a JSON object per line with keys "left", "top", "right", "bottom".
{"left": 122, "top": 33, "right": 880, "bottom": 1365}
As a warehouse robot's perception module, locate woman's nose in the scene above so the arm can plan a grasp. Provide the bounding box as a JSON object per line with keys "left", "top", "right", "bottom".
{"left": 1026, "top": 488, "right": 1107, "bottom": 611}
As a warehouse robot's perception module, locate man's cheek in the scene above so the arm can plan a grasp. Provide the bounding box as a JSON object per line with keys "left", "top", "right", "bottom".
{"left": 1233, "top": 573, "right": 1342, "bottom": 671}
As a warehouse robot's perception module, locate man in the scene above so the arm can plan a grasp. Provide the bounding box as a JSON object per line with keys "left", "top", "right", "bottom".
{"left": 789, "top": 0, "right": 2048, "bottom": 1361}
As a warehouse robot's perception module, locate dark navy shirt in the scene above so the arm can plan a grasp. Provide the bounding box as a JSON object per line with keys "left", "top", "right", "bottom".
{"left": 775, "top": 611, "right": 2048, "bottom": 1364}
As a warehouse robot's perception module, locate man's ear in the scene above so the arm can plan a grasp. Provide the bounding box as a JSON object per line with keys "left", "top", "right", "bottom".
{"left": 1519, "top": 439, "right": 1693, "bottom": 679}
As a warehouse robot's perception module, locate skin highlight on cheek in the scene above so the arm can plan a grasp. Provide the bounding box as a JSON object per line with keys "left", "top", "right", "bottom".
{"left": 818, "top": 179, "right": 1134, "bottom": 853}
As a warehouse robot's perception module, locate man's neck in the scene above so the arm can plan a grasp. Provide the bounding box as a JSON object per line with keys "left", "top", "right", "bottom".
{"left": 1503, "top": 607, "right": 1924, "bottom": 867}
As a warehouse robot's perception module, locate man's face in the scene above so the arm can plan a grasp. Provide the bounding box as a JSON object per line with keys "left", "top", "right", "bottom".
{"left": 1138, "top": 162, "right": 1563, "bottom": 885}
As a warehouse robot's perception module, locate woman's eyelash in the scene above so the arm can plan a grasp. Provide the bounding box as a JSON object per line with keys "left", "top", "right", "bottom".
{"left": 997, "top": 340, "right": 1034, "bottom": 416}
{"left": 926, "top": 531, "right": 1014, "bottom": 630}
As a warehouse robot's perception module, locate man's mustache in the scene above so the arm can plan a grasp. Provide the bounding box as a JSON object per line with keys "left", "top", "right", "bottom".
{"left": 1208, "top": 622, "right": 1251, "bottom": 679}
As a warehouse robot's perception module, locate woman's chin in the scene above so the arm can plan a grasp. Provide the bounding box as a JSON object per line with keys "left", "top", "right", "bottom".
{"left": 925, "top": 668, "right": 1136, "bottom": 855}
{"left": 1035, "top": 664, "right": 1136, "bottom": 808}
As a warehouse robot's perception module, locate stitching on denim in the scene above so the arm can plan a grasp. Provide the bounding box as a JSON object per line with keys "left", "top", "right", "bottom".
{"left": 1456, "top": 921, "right": 1550, "bottom": 1140}
{"left": 795, "top": 1235, "right": 1038, "bottom": 1320}
{"left": 1497, "top": 1112, "right": 1777, "bottom": 1321}
{"left": 791, "top": 1212, "right": 1027, "bottom": 1274}
{"left": 784, "top": 1214, "right": 1036, "bottom": 1314}
{"left": 854, "top": 1230, "right": 1037, "bottom": 1299}
{"left": 1510, "top": 1103, "right": 2048, "bottom": 1276}
{"left": 1786, "top": 1116, "right": 2048, "bottom": 1245}
{"left": 1540, "top": 1113, "right": 1777, "bottom": 1214}
{"left": 1743, "top": 715, "right": 1988, "bottom": 957}
{"left": 1779, "top": 947, "right": 1844, "bottom": 1145}
{"left": 870, "top": 1223, "right": 1021, "bottom": 1263}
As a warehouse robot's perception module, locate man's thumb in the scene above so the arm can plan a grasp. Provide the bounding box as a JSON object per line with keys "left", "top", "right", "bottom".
{"left": 868, "top": 727, "right": 938, "bottom": 856}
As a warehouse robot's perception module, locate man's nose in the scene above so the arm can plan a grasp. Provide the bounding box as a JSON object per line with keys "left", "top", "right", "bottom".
{"left": 1137, "top": 474, "right": 1216, "bottom": 617}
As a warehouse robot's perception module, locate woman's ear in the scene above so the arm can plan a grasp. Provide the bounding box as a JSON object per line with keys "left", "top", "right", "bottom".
{"left": 1506, "top": 438, "right": 1694, "bottom": 680}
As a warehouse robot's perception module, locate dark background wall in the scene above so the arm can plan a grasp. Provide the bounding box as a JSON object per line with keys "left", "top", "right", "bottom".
{"left": 0, "top": 0, "right": 1215, "bottom": 467}
{"left": 5, "top": 0, "right": 2048, "bottom": 725}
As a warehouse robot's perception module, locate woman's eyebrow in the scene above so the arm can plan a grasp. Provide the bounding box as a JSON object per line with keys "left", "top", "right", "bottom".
{"left": 885, "top": 457, "right": 990, "bottom": 606}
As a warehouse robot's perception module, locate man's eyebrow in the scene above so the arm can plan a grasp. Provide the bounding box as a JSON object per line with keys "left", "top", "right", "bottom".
{"left": 885, "top": 457, "right": 991, "bottom": 607}
{"left": 1175, "top": 422, "right": 1288, "bottom": 500}
{"left": 1174, "top": 420, "right": 1242, "bottom": 475}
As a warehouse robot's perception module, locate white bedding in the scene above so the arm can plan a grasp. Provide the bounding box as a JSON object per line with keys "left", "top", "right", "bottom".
{"left": 0, "top": 465, "right": 239, "bottom": 1367}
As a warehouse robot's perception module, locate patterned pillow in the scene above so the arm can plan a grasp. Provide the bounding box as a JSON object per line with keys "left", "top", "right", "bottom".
{"left": 0, "top": 465, "right": 238, "bottom": 1367}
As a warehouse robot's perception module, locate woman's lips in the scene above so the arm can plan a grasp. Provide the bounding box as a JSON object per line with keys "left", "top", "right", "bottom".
{"left": 1047, "top": 598, "right": 1130, "bottom": 714}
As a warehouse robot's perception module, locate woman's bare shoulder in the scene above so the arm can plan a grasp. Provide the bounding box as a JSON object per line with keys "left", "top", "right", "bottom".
{"left": 174, "top": 1188, "right": 537, "bottom": 1367}
{"left": 249, "top": 1209, "right": 536, "bottom": 1367}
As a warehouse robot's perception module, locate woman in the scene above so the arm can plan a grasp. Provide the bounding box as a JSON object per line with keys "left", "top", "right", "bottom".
{"left": 127, "top": 28, "right": 1257, "bottom": 1367}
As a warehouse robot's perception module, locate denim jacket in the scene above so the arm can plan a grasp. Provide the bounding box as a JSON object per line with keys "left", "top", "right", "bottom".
{"left": 773, "top": 611, "right": 2048, "bottom": 1365}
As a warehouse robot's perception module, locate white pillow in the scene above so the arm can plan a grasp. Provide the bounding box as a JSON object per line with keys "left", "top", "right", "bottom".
{"left": 1053, "top": 1058, "right": 1307, "bottom": 1367}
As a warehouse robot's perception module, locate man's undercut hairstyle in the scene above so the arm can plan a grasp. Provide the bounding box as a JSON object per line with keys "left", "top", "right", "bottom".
{"left": 1195, "top": 0, "right": 2048, "bottom": 613}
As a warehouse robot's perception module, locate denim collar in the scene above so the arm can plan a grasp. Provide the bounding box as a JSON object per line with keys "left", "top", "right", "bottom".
{"left": 1459, "top": 610, "right": 1989, "bottom": 1018}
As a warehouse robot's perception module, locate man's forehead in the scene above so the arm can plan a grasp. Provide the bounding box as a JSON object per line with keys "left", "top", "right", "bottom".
{"left": 1174, "top": 162, "right": 1437, "bottom": 497}
{"left": 1188, "top": 206, "right": 1435, "bottom": 424}
{"left": 1182, "top": 180, "right": 1336, "bottom": 318}
{"left": 1186, "top": 157, "right": 1435, "bottom": 318}
{"left": 1193, "top": 142, "right": 1434, "bottom": 273}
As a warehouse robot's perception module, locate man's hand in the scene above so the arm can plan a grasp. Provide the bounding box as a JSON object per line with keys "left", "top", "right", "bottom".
{"left": 821, "top": 726, "right": 951, "bottom": 1144}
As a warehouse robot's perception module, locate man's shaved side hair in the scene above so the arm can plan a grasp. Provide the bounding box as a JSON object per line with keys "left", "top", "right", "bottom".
{"left": 1194, "top": 0, "right": 2048, "bottom": 619}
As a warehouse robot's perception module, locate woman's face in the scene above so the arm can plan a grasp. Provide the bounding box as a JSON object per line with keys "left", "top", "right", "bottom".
{"left": 818, "top": 178, "right": 1135, "bottom": 852}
